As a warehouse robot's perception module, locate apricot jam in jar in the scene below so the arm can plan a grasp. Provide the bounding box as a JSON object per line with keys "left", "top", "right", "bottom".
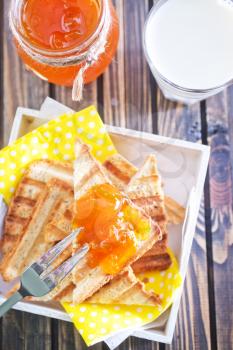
{"left": 9, "top": 0, "right": 119, "bottom": 96}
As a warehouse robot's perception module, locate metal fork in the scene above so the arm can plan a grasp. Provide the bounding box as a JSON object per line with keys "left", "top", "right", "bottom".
{"left": 0, "top": 228, "right": 88, "bottom": 318}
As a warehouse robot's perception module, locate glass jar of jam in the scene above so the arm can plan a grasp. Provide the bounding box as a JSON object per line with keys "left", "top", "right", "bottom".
{"left": 9, "top": 0, "right": 119, "bottom": 99}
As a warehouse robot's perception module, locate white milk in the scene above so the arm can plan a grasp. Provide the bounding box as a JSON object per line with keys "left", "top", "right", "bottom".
{"left": 145, "top": 0, "right": 233, "bottom": 90}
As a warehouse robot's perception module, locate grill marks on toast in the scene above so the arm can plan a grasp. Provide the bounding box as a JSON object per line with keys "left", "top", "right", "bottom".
{"left": 103, "top": 154, "right": 185, "bottom": 223}
{"left": 0, "top": 161, "right": 74, "bottom": 281}
{"left": 131, "top": 194, "right": 166, "bottom": 222}
{"left": 43, "top": 184, "right": 74, "bottom": 243}
{"left": 103, "top": 154, "right": 137, "bottom": 190}
{"left": 1, "top": 185, "right": 51, "bottom": 280}
{"left": 132, "top": 254, "right": 172, "bottom": 274}
{"left": 1, "top": 180, "right": 73, "bottom": 281}
{"left": 1, "top": 177, "right": 47, "bottom": 258}
{"left": 104, "top": 161, "right": 132, "bottom": 184}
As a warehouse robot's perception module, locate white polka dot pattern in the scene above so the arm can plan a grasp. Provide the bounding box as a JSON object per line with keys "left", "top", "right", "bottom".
{"left": 0, "top": 106, "right": 116, "bottom": 203}
{"left": 63, "top": 248, "right": 182, "bottom": 347}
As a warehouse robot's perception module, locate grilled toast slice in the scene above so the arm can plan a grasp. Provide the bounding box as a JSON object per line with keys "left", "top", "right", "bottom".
{"left": 0, "top": 177, "right": 47, "bottom": 258}
{"left": 25, "top": 159, "right": 73, "bottom": 184}
{"left": 0, "top": 184, "right": 51, "bottom": 281}
{"left": 126, "top": 155, "right": 166, "bottom": 222}
{"left": 126, "top": 155, "right": 171, "bottom": 272}
{"left": 114, "top": 281, "right": 161, "bottom": 306}
{"left": 0, "top": 175, "right": 74, "bottom": 281}
{"left": 72, "top": 140, "right": 161, "bottom": 304}
{"left": 0, "top": 159, "right": 73, "bottom": 255}
{"left": 87, "top": 267, "right": 137, "bottom": 304}
{"left": 87, "top": 267, "right": 161, "bottom": 306}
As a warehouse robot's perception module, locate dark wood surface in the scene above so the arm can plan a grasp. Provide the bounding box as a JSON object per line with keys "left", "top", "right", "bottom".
{"left": 1, "top": 0, "right": 233, "bottom": 349}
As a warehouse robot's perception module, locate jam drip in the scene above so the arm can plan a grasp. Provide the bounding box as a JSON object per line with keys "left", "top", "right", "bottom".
{"left": 73, "top": 184, "right": 151, "bottom": 275}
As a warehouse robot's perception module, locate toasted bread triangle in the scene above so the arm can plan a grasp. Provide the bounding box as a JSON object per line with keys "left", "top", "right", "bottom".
{"left": 103, "top": 154, "right": 185, "bottom": 225}
{"left": 126, "top": 155, "right": 171, "bottom": 272}
{"left": 114, "top": 281, "right": 161, "bottom": 306}
{"left": 87, "top": 267, "right": 137, "bottom": 304}
{"left": 103, "top": 154, "right": 171, "bottom": 272}
{"left": 87, "top": 267, "right": 161, "bottom": 306}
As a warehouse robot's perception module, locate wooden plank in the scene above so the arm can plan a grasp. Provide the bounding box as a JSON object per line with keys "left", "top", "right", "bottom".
{"left": 51, "top": 82, "right": 98, "bottom": 113}
{"left": 58, "top": 322, "right": 80, "bottom": 350}
{"left": 131, "top": 337, "right": 160, "bottom": 350}
{"left": 155, "top": 90, "right": 211, "bottom": 349}
{"left": 0, "top": 311, "right": 24, "bottom": 350}
{"left": 103, "top": 0, "right": 153, "bottom": 132}
{"left": 113, "top": 338, "right": 131, "bottom": 350}
{"left": 205, "top": 88, "right": 233, "bottom": 350}
{"left": 24, "top": 314, "right": 51, "bottom": 350}
{"left": 56, "top": 317, "right": 95, "bottom": 350}
{"left": 102, "top": 0, "right": 126, "bottom": 127}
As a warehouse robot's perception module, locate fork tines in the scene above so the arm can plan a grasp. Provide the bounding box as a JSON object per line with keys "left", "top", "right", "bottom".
{"left": 43, "top": 244, "right": 89, "bottom": 291}
{"left": 30, "top": 228, "right": 83, "bottom": 276}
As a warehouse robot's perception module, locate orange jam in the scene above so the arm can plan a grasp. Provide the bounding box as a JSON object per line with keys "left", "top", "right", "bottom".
{"left": 73, "top": 184, "right": 151, "bottom": 275}
{"left": 21, "top": 0, "right": 101, "bottom": 50}
{"left": 13, "top": 0, "right": 119, "bottom": 86}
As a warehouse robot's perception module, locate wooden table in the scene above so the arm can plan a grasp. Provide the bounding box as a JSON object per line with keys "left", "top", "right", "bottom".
{"left": 1, "top": 1, "right": 233, "bottom": 349}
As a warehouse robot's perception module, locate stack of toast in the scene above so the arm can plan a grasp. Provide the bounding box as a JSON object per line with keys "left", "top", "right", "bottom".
{"left": 0, "top": 139, "right": 184, "bottom": 306}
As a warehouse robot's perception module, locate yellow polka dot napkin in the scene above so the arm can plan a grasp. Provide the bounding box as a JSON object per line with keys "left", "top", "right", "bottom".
{"left": 63, "top": 248, "right": 181, "bottom": 346}
{"left": 0, "top": 106, "right": 116, "bottom": 204}
{"left": 0, "top": 105, "right": 182, "bottom": 346}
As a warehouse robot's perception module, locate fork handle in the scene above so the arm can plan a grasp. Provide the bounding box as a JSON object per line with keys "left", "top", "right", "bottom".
{"left": 0, "top": 291, "right": 23, "bottom": 318}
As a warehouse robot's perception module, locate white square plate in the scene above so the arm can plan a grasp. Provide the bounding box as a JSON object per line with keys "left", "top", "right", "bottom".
{"left": 0, "top": 99, "right": 210, "bottom": 344}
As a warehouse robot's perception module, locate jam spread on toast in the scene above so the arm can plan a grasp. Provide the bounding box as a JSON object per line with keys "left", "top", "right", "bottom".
{"left": 73, "top": 184, "right": 151, "bottom": 274}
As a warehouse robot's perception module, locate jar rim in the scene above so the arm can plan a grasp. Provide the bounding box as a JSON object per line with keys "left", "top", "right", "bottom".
{"left": 9, "top": 0, "right": 107, "bottom": 61}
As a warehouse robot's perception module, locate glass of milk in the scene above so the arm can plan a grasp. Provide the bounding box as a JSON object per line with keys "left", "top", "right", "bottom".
{"left": 144, "top": 0, "right": 233, "bottom": 104}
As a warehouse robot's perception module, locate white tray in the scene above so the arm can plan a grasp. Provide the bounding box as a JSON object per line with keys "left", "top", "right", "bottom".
{"left": 0, "top": 99, "right": 210, "bottom": 345}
